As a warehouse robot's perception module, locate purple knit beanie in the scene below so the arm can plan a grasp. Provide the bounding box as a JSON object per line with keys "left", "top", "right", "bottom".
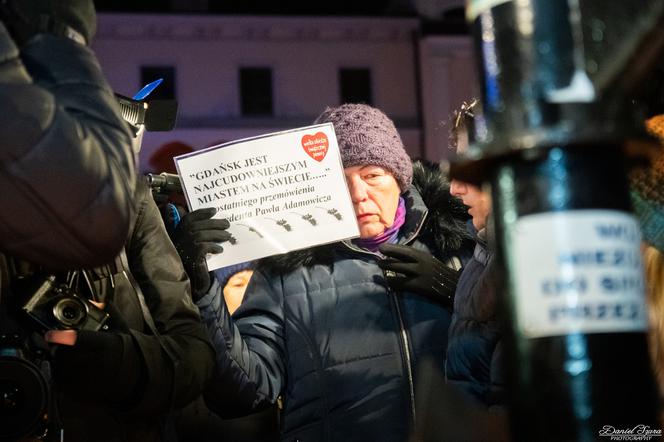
{"left": 314, "top": 103, "right": 413, "bottom": 190}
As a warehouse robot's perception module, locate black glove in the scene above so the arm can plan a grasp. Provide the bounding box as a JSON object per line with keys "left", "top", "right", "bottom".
{"left": 0, "top": 0, "right": 96, "bottom": 46}
{"left": 377, "top": 243, "right": 460, "bottom": 308}
{"left": 171, "top": 207, "right": 232, "bottom": 301}
{"left": 51, "top": 330, "right": 141, "bottom": 406}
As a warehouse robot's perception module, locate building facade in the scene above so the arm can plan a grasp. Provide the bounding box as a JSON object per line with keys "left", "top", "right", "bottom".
{"left": 94, "top": 13, "right": 475, "bottom": 171}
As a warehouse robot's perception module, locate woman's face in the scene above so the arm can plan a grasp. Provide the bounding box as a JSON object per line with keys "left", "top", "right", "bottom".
{"left": 344, "top": 165, "right": 401, "bottom": 239}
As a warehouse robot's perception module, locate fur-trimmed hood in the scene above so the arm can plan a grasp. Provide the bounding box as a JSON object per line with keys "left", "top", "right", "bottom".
{"left": 411, "top": 160, "right": 472, "bottom": 253}
{"left": 258, "top": 161, "right": 473, "bottom": 274}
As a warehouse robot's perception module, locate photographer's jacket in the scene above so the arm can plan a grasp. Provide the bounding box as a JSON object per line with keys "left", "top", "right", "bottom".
{"left": 197, "top": 163, "right": 472, "bottom": 441}
{"left": 50, "top": 180, "right": 215, "bottom": 442}
{"left": 0, "top": 23, "right": 136, "bottom": 269}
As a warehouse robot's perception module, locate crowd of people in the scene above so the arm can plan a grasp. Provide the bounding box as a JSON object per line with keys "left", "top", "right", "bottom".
{"left": 1, "top": 1, "right": 663, "bottom": 441}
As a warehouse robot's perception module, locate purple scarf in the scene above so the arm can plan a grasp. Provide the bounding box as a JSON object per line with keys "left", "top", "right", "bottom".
{"left": 354, "top": 197, "right": 406, "bottom": 252}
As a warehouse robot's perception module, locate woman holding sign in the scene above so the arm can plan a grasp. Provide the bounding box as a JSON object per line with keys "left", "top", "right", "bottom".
{"left": 196, "top": 103, "right": 473, "bottom": 441}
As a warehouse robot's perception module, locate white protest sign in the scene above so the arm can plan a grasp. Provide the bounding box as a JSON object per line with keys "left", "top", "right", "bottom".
{"left": 174, "top": 123, "right": 359, "bottom": 269}
{"left": 511, "top": 210, "right": 648, "bottom": 338}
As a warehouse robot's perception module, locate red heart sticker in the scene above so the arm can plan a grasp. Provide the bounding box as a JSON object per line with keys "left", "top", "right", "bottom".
{"left": 301, "top": 132, "right": 329, "bottom": 162}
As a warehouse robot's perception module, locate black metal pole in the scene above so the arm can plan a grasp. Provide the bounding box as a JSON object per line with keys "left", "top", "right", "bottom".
{"left": 492, "top": 143, "right": 658, "bottom": 441}
{"left": 457, "top": 1, "right": 664, "bottom": 440}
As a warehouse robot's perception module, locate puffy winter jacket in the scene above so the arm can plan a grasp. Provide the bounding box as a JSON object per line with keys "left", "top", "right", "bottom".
{"left": 0, "top": 24, "right": 135, "bottom": 269}
{"left": 445, "top": 237, "right": 505, "bottom": 409}
{"left": 197, "top": 163, "right": 473, "bottom": 441}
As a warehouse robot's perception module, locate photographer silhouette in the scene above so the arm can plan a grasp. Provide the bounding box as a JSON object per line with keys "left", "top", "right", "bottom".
{"left": 0, "top": 0, "right": 136, "bottom": 439}
{"left": 0, "top": 2, "right": 213, "bottom": 441}
{"left": 0, "top": 0, "right": 136, "bottom": 268}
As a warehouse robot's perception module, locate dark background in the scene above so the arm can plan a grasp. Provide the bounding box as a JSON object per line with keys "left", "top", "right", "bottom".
{"left": 95, "top": 0, "right": 409, "bottom": 15}
{"left": 93, "top": 0, "right": 469, "bottom": 35}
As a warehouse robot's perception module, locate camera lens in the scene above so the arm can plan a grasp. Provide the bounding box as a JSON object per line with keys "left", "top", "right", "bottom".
{"left": 0, "top": 381, "right": 21, "bottom": 414}
{"left": 52, "top": 298, "right": 87, "bottom": 328}
{"left": 62, "top": 306, "right": 77, "bottom": 320}
{"left": 0, "top": 357, "right": 48, "bottom": 440}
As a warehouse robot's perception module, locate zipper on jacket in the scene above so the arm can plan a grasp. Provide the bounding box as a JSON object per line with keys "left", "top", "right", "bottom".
{"left": 341, "top": 205, "right": 429, "bottom": 427}
{"left": 385, "top": 268, "right": 417, "bottom": 428}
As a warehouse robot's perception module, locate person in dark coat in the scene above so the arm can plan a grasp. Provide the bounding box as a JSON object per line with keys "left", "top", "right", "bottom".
{"left": 0, "top": 0, "right": 136, "bottom": 269}
{"left": 444, "top": 99, "right": 505, "bottom": 409}
{"left": 410, "top": 102, "right": 510, "bottom": 442}
{"left": 443, "top": 200, "right": 504, "bottom": 408}
{"left": 0, "top": 3, "right": 215, "bottom": 440}
{"left": 195, "top": 103, "right": 473, "bottom": 441}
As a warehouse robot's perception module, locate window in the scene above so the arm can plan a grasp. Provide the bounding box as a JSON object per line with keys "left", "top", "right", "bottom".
{"left": 240, "top": 68, "right": 273, "bottom": 116}
{"left": 140, "top": 66, "right": 176, "bottom": 100}
{"left": 339, "top": 68, "right": 372, "bottom": 104}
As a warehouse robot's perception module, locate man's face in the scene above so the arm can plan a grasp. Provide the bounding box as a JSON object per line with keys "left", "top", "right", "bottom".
{"left": 450, "top": 179, "right": 491, "bottom": 231}
{"left": 344, "top": 165, "right": 401, "bottom": 239}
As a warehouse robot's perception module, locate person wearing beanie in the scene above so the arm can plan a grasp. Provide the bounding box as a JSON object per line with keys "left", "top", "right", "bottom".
{"left": 314, "top": 103, "right": 414, "bottom": 190}
{"left": 214, "top": 261, "right": 254, "bottom": 315}
{"left": 196, "top": 103, "right": 474, "bottom": 441}
{"left": 631, "top": 115, "right": 664, "bottom": 402}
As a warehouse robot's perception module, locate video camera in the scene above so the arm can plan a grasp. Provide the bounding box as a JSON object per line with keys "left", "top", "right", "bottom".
{"left": 0, "top": 319, "right": 49, "bottom": 441}
{"left": 0, "top": 270, "right": 110, "bottom": 441}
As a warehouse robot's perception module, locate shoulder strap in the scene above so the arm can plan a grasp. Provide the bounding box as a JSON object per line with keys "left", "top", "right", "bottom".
{"left": 118, "top": 249, "right": 180, "bottom": 410}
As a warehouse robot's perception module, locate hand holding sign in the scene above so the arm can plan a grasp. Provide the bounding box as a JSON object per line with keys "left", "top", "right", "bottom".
{"left": 172, "top": 208, "right": 232, "bottom": 300}
{"left": 174, "top": 123, "right": 359, "bottom": 270}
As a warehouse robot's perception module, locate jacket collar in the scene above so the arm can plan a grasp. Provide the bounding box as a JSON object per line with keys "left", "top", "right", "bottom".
{"left": 399, "top": 185, "right": 428, "bottom": 245}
